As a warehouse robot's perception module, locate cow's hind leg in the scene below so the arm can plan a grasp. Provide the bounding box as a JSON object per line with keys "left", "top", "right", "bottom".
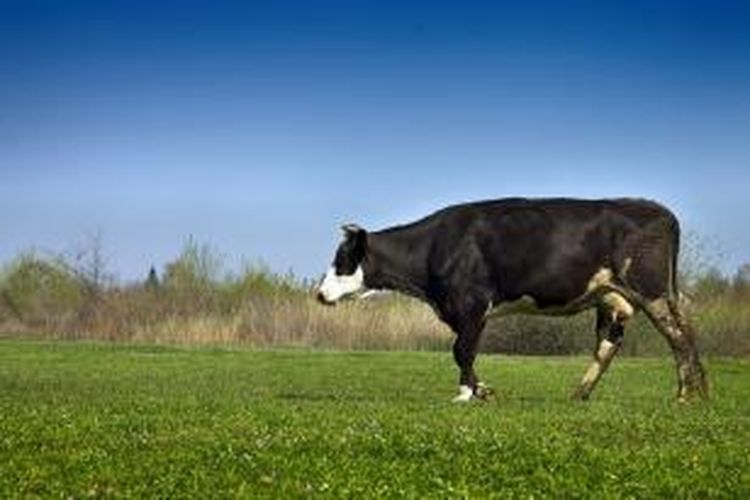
{"left": 574, "top": 306, "right": 626, "bottom": 401}
{"left": 645, "top": 298, "right": 708, "bottom": 401}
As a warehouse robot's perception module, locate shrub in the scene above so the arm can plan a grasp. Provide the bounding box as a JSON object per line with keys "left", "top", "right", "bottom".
{"left": 0, "top": 239, "right": 747, "bottom": 357}
{"left": 0, "top": 253, "right": 84, "bottom": 329}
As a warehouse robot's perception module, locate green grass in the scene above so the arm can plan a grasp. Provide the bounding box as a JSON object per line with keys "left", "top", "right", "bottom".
{"left": 1, "top": 341, "right": 749, "bottom": 498}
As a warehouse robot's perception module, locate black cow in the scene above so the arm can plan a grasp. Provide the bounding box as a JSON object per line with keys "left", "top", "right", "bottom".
{"left": 317, "top": 198, "right": 708, "bottom": 402}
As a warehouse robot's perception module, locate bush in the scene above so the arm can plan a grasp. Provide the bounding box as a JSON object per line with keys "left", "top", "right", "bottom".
{"left": 0, "top": 254, "right": 84, "bottom": 329}
{"left": 0, "top": 240, "right": 747, "bottom": 357}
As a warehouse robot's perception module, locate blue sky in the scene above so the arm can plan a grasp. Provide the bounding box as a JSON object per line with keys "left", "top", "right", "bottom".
{"left": 1, "top": 1, "right": 749, "bottom": 281}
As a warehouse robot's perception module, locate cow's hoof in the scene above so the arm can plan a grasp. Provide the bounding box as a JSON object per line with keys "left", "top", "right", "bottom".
{"left": 572, "top": 387, "right": 591, "bottom": 401}
{"left": 677, "top": 385, "right": 709, "bottom": 404}
{"left": 475, "top": 382, "right": 495, "bottom": 400}
{"left": 677, "top": 390, "right": 706, "bottom": 404}
{"left": 452, "top": 385, "right": 474, "bottom": 403}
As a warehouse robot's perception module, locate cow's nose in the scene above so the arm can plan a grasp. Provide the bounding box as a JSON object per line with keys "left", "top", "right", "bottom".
{"left": 316, "top": 291, "right": 334, "bottom": 306}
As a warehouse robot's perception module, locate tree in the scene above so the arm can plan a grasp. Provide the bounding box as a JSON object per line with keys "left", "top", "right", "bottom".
{"left": 145, "top": 266, "right": 160, "bottom": 291}
{"left": 60, "top": 230, "right": 113, "bottom": 299}
{"left": 162, "top": 237, "right": 224, "bottom": 291}
{"left": 733, "top": 263, "right": 750, "bottom": 292}
{"left": 692, "top": 266, "right": 730, "bottom": 299}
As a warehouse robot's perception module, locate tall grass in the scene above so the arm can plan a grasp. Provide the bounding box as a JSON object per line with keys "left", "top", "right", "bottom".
{"left": 0, "top": 242, "right": 748, "bottom": 355}
{"left": 75, "top": 288, "right": 451, "bottom": 351}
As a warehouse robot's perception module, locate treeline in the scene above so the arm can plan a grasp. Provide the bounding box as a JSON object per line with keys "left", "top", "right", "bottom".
{"left": 1, "top": 239, "right": 748, "bottom": 356}
{"left": 0, "top": 239, "right": 448, "bottom": 351}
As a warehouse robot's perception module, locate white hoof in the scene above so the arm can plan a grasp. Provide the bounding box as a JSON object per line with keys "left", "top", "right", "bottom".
{"left": 452, "top": 385, "right": 474, "bottom": 403}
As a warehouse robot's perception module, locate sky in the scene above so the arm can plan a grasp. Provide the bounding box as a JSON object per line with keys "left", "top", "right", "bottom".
{"left": 1, "top": 0, "right": 749, "bottom": 282}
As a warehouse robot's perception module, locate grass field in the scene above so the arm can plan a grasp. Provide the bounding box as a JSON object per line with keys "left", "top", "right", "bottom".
{"left": 1, "top": 341, "right": 749, "bottom": 498}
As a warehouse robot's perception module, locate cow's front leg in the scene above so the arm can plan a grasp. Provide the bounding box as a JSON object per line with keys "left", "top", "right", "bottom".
{"left": 452, "top": 332, "right": 479, "bottom": 402}
{"left": 448, "top": 304, "right": 489, "bottom": 403}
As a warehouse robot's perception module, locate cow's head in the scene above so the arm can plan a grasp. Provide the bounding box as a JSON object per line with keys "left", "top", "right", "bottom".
{"left": 316, "top": 224, "right": 368, "bottom": 305}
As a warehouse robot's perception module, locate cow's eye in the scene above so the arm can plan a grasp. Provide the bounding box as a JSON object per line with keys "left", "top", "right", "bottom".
{"left": 334, "top": 245, "right": 358, "bottom": 275}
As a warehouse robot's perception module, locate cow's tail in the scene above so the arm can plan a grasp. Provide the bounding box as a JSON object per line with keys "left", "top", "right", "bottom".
{"left": 669, "top": 213, "right": 681, "bottom": 305}
{"left": 611, "top": 211, "right": 683, "bottom": 325}
{"left": 664, "top": 214, "right": 700, "bottom": 343}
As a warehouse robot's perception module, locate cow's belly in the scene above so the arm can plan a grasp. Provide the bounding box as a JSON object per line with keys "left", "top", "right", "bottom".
{"left": 486, "top": 267, "right": 635, "bottom": 319}
{"left": 487, "top": 294, "right": 592, "bottom": 317}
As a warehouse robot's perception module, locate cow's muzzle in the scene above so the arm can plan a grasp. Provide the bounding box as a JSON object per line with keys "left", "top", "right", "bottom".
{"left": 316, "top": 291, "right": 336, "bottom": 306}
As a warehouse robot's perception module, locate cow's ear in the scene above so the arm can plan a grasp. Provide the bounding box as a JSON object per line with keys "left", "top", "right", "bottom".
{"left": 341, "top": 223, "right": 365, "bottom": 238}
{"left": 341, "top": 223, "right": 368, "bottom": 256}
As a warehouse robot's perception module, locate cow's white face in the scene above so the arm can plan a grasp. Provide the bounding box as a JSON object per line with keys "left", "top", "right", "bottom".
{"left": 317, "top": 265, "right": 365, "bottom": 304}
{"left": 316, "top": 224, "right": 368, "bottom": 305}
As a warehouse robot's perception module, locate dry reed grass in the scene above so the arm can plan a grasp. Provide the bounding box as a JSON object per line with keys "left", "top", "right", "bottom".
{"left": 1, "top": 249, "right": 748, "bottom": 355}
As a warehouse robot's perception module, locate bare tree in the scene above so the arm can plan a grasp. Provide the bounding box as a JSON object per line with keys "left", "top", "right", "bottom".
{"left": 59, "top": 230, "right": 114, "bottom": 299}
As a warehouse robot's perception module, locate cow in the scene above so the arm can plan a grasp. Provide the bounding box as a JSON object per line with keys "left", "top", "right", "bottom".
{"left": 316, "top": 198, "right": 708, "bottom": 403}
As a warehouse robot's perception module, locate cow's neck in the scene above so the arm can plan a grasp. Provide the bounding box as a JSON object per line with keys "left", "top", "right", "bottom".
{"left": 363, "top": 228, "right": 430, "bottom": 301}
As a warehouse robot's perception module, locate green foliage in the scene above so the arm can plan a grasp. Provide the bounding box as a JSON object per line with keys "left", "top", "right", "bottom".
{"left": 0, "top": 239, "right": 748, "bottom": 357}
{"left": 0, "top": 254, "right": 84, "bottom": 325}
{"left": 483, "top": 314, "right": 594, "bottom": 355}
{"left": 732, "top": 264, "right": 750, "bottom": 294}
{"left": 225, "top": 262, "right": 305, "bottom": 302}
{"left": 691, "top": 267, "right": 732, "bottom": 301}
{"left": 693, "top": 294, "right": 750, "bottom": 357}
{"left": 1, "top": 341, "right": 748, "bottom": 497}
{"left": 163, "top": 237, "right": 224, "bottom": 290}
